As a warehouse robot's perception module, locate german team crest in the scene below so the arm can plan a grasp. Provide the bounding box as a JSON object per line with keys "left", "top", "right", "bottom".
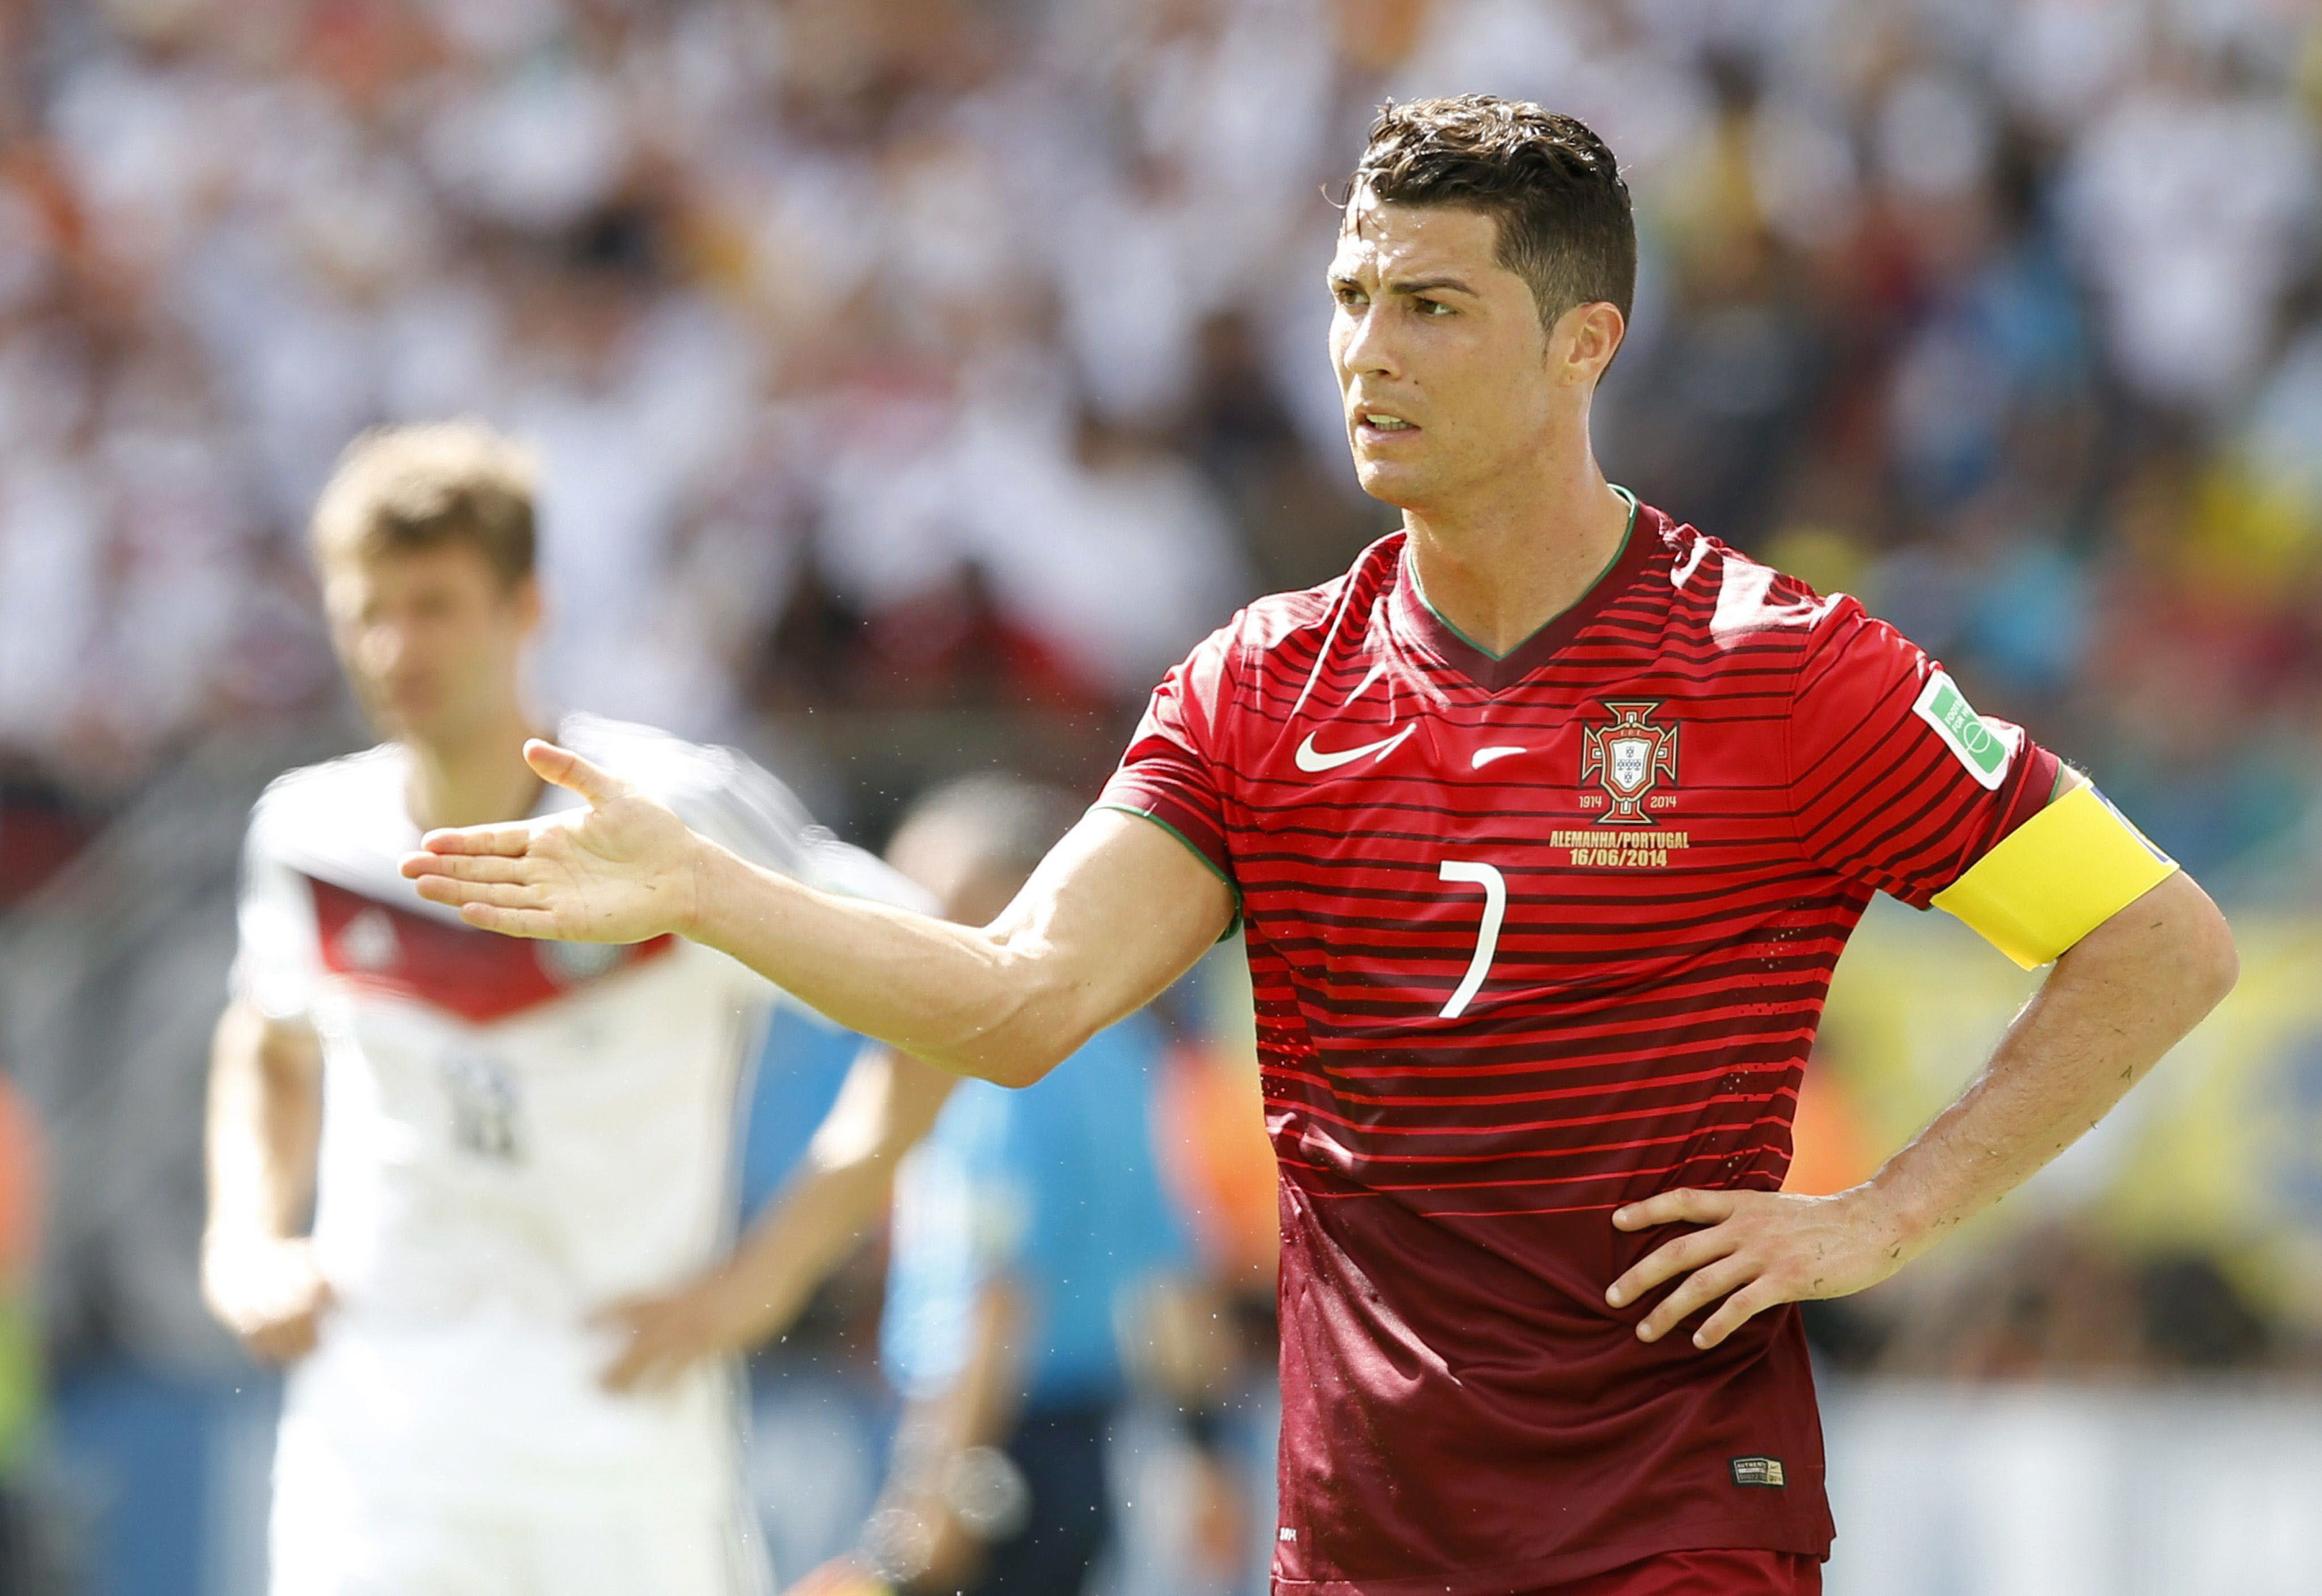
{"left": 1579, "top": 701, "right": 1679, "bottom": 826}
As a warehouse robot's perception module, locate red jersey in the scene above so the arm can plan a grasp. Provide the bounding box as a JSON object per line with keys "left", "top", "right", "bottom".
{"left": 1099, "top": 498, "right": 2057, "bottom": 1595}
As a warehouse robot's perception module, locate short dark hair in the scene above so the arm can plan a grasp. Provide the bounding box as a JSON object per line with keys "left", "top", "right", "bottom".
{"left": 1350, "top": 96, "right": 1636, "bottom": 331}
{"left": 311, "top": 421, "right": 537, "bottom": 588}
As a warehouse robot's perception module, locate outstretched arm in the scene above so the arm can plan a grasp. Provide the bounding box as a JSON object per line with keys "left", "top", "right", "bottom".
{"left": 401, "top": 741, "right": 1235, "bottom": 1086}
{"left": 1605, "top": 867, "right": 2237, "bottom": 1349}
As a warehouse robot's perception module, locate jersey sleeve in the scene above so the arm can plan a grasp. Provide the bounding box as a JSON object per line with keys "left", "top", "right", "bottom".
{"left": 1786, "top": 598, "right": 2060, "bottom": 908}
{"left": 1096, "top": 615, "right": 1241, "bottom": 890}
{"left": 685, "top": 750, "right": 939, "bottom": 1008}
{"left": 231, "top": 803, "right": 322, "bottom": 1023}
{"left": 674, "top": 744, "right": 938, "bottom": 912}
{"left": 677, "top": 748, "right": 818, "bottom": 878}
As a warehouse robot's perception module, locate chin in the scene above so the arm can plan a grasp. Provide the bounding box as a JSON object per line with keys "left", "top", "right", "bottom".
{"left": 375, "top": 699, "right": 447, "bottom": 745}
{"left": 1351, "top": 457, "right": 1429, "bottom": 511}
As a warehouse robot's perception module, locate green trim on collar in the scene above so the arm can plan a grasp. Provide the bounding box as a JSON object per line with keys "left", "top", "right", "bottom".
{"left": 1410, "top": 485, "right": 1641, "bottom": 663}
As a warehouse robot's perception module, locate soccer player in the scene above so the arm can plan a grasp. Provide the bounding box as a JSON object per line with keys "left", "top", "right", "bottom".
{"left": 402, "top": 100, "right": 2238, "bottom": 1596}
{"left": 202, "top": 422, "right": 920, "bottom": 1596}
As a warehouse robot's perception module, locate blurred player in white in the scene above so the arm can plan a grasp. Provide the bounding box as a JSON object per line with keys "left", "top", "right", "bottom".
{"left": 200, "top": 422, "right": 916, "bottom": 1596}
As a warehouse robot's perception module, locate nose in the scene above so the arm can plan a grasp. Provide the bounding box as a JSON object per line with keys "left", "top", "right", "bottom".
{"left": 1334, "top": 299, "right": 1400, "bottom": 387}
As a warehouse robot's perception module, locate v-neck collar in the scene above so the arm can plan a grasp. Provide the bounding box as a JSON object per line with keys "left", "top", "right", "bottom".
{"left": 1391, "top": 487, "right": 1654, "bottom": 692}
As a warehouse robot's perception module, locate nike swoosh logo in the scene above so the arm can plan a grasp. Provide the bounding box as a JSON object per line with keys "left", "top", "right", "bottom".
{"left": 1294, "top": 723, "right": 1416, "bottom": 774}
{"left": 1471, "top": 746, "right": 1527, "bottom": 769}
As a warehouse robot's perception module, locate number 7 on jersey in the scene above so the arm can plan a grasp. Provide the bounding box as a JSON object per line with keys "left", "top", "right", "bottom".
{"left": 1438, "top": 860, "right": 1506, "bottom": 1019}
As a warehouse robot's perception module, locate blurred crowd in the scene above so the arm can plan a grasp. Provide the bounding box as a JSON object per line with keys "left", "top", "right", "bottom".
{"left": 2, "top": 2, "right": 2321, "bottom": 1587}
{"left": 0, "top": 0, "right": 2316, "bottom": 879}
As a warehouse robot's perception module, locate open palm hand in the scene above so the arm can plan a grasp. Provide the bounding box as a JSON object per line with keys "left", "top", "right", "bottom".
{"left": 400, "top": 740, "right": 710, "bottom": 944}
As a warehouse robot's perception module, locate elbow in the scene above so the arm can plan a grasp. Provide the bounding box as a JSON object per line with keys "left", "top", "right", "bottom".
{"left": 967, "top": 965, "right": 1094, "bottom": 1089}
{"left": 2185, "top": 897, "right": 2239, "bottom": 1015}
{"left": 977, "top": 1025, "right": 1083, "bottom": 1089}
{"left": 2067, "top": 873, "right": 2238, "bottom": 1026}
{"left": 2136, "top": 875, "right": 2238, "bottom": 1019}
{"left": 954, "top": 935, "right": 1096, "bottom": 1089}
{"left": 981, "top": 1056, "right": 1056, "bottom": 1091}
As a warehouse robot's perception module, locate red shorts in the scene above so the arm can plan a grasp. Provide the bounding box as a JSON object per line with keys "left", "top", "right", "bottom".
{"left": 1525, "top": 1548, "right": 1823, "bottom": 1596}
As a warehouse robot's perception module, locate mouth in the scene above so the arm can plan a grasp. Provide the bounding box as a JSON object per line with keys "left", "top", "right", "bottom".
{"left": 1352, "top": 410, "right": 1421, "bottom": 446}
{"left": 381, "top": 680, "right": 442, "bottom": 715}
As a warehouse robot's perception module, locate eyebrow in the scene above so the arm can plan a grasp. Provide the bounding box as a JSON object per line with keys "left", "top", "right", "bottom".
{"left": 1328, "top": 272, "right": 1480, "bottom": 299}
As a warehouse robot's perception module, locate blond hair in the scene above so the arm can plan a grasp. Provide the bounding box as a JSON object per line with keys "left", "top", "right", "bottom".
{"left": 311, "top": 421, "right": 537, "bottom": 586}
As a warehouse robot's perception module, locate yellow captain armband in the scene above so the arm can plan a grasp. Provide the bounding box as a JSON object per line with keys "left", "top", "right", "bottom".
{"left": 1931, "top": 782, "right": 2178, "bottom": 970}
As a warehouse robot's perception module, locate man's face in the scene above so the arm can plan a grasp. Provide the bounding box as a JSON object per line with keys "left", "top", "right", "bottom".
{"left": 885, "top": 814, "right": 1026, "bottom": 927}
{"left": 1327, "top": 194, "right": 1607, "bottom": 512}
{"left": 319, "top": 542, "right": 538, "bottom": 749}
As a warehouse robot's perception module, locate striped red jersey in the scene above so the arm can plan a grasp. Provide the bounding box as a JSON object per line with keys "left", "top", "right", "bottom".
{"left": 1099, "top": 497, "right": 2058, "bottom": 1595}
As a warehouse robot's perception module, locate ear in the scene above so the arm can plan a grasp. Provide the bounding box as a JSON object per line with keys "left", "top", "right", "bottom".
{"left": 510, "top": 573, "right": 545, "bottom": 637}
{"left": 1550, "top": 301, "right": 1627, "bottom": 388}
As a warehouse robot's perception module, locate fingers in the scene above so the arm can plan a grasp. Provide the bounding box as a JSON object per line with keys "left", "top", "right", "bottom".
{"left": 206, "top": 1240, "right": 337, "bottom": 1365}
{"left": 410, "top": 869, "right": 567, "bottom": 939}
{"left": 1634, "top": 1254, "right": 1757, "bottom": 1344}
{"left": 599, "top": 1317, "right": 698, "bottom": 1393}
{"left": 413, "top": 821, "right": 542, "bottom": 860}
{"left": 526, "top": 740, "right": 630, "bottom": 807}
{"left": 243, "top": 1321, "right": 314, "bottom": 1364}
{"left": 1604, "top": 1188, "right": 1823, "bottom": 1349}
{"left": 1693, "top": 1280, "right": 1785, "bottom": 1349}
{"left": 592, "top": 1294, "right": 697, "bottom": 1393}
{"left": 1611, "top": 1187, "right": 1736, "bottom": 1232}
{"left": 456, "top": 902, "right": 561, "bottom": 940}
{"left": 410, "top": 873, "right": 537, "bottom": 911}
{"left": 409, "top": 871, "right": 561, "bottom": 937}
{"left": 238, "top": 1300, "right": 328, "bottom": 1364}
{"left": 1607, "top": 1223, "right": 1739, "bottom": 1309}
{"left": 599, "top": 1338, "right": 656, "bottom": 1393}
{"left": 584, "top": 1295, "right": 654, "bottom": 1332}
{"left": 407, "top": 854, "right": 539, "bottom": 888}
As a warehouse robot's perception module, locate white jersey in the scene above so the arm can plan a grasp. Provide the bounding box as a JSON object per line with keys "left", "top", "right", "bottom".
{"left": 234, "top": 714, "right": 914, "bottom": 1525}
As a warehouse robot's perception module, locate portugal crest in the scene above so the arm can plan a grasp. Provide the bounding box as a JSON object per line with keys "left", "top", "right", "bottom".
{"left": 1579, "top": 701, "right": 1679, "bottom": 826}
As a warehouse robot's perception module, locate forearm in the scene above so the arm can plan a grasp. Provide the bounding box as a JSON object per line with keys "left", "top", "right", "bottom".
{"left": 689, "top": 1046, "right": 957, "bottom": 1352}
{"left": 711, "top": 1143, "right": 904, "bottom": 1348}
{"left": 1865, "top": 872, "right": 2236, "bottom": 1258}
{"left": 203, "top": 1004, "right": 323, "bottom": 1249}
{"left": 692, "top": 847, "right": 1063, "bottom": 1084}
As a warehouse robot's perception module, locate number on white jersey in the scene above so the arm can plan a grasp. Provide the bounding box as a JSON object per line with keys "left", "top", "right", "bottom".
{"left": 439, "top": 1053, "right": 523, "bottom": 1162}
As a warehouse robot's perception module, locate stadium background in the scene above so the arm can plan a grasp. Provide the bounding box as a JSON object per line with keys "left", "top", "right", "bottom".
{"left": 1, "top": 0, "right": 2321, "bottom": 1591}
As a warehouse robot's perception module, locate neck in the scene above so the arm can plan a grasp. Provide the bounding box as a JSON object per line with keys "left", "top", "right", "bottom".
{"left": 404, "top": 703, "right": 546, "bottom": 833}
{"left": 1401, "top": 449, "right": 1630, "bottom": 659}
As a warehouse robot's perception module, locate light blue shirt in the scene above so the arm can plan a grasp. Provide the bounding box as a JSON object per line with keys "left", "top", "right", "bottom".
{"left": 737, "top": 1004, "right": 868, "bottom": 1221}
{"left": 881, "top": 1011, "right": 1192, "bottom": 1412}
